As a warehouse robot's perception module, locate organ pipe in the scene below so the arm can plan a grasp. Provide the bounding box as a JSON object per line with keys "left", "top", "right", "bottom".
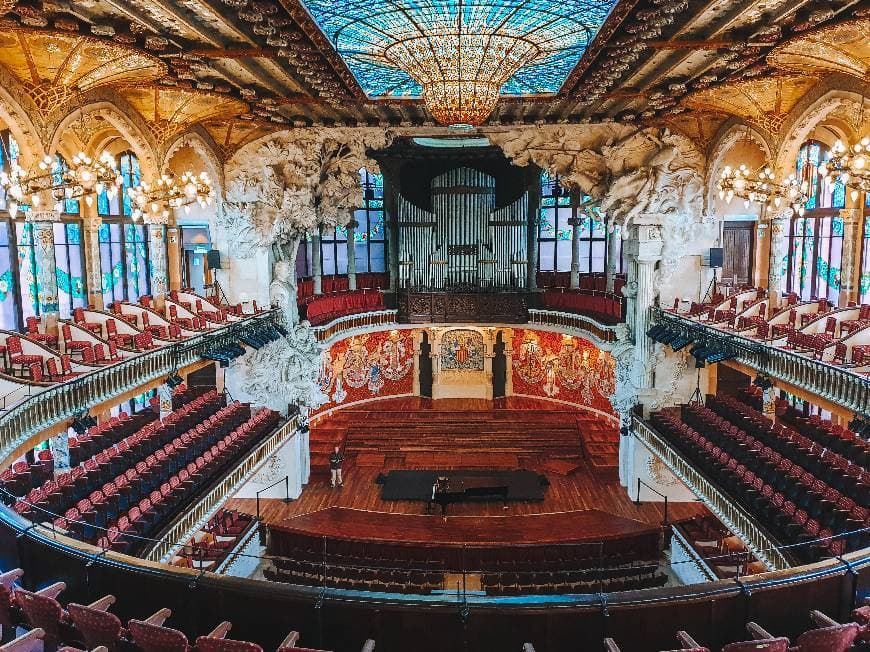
{"left": 398, "top": 167, "right": 528, "bottom": 290}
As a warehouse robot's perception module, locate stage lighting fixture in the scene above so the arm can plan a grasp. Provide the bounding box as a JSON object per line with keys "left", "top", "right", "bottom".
{"left": 670, "top": 335, "right": 692, "bottom": 351}
{"left": 753, "top": 374, "right": 774, "bottom": 390}
{"left": 82, "top": 414, "right": 97, "bottom": 428}
{"left": 71, "top": 418, "right": 87, "bottom": 435}
{"left": 646, "top": 325, "right": 665, "bottom": 342}
{"left": 166, "top": 372, "right": 184, "bottom": 388}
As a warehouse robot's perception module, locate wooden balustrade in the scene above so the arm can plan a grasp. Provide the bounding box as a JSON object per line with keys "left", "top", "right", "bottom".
{"left": 311, "top": 310, "right": 399, "bottom": 343}
{"left": 528, "top": 309, "right": 620, "bottom": 344}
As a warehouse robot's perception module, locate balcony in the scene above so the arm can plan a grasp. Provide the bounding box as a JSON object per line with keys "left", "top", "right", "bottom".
{"left": 0, "top": 310, "right": 281, "bottom": 464}
{"left": 651, "top": 308, "right": 870, "bottom": 416}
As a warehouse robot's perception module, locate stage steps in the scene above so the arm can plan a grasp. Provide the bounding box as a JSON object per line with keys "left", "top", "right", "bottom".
{"left": 309, "top": 403, "right": 619, "bottom": 480}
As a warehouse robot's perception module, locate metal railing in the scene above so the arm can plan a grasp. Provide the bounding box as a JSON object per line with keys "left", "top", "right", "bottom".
{"left": 145, "top": 415, "right": 299, "bottom": 563}
{"left": 652, "top": 308, "right": 870, "bottom": 416}
{"left": 310, "top": 310, "right": 398, "bottom": 343}
{"left": 528, "top": 309, "right": 621, "bottom": 344}
{"left": 632, "top": 415, "right": 791, "bottom": 571}
{"left": 0, "top": 310, "right": 280, "bottom": 464}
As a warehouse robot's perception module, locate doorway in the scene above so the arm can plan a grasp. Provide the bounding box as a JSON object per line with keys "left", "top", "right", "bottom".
{"left": 419, "top": 332, "right": 433, "bottom": 397}
{"left": 492, "top": 331, "right": 507, "bottom": 398}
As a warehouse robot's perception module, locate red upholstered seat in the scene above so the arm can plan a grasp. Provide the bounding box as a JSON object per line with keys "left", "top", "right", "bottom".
{"left": 128, "top": 619, "right": 191, "bottom": 652}
{"left": 68, "top": 601, "right": 125, "bottom": 652}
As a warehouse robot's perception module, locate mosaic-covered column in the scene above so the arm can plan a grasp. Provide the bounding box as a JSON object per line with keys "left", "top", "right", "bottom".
{"left": 50, "top": 432, "right": 70, "bottom": 471}
{"left": 80, "top": 203, "right": 104, "bottom": 310}
{"left": 31, "top": 220, "right": 60, "bottom": 319}
{"left": 625, "top": 215, "right": 664, "bottom": 391}
{"left": 839, "top": 206, "right": 862, "bottom": 307}
{"left": 148, "top": 224, "right": 168, "bottom": 305}
{"left": 346, "top": 219, "right": 357, "bottom": 291}
{"left": 766, "top": 209, "right": 791, "bottom": 315}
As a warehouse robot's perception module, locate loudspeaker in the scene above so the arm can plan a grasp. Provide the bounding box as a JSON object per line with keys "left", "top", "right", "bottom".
{"left": 708, "top": 247, "right": 723, "bottom": 268}
{"left": 206, "top": 249, "right": 222, "bottom": 270}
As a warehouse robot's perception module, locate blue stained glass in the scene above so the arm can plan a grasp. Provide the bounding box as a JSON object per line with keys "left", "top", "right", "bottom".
{"left": 300, "top": 0, "right": 618, "bottom": 98}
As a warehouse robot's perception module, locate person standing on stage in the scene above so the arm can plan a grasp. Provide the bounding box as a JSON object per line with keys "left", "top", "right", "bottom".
{"left": 330, "top": 445, "right": 344, "bottom": 488}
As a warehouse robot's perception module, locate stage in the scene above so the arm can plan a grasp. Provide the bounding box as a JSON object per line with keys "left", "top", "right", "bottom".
{"left": 379, "top": 469, "right": 547, "bottom": 502}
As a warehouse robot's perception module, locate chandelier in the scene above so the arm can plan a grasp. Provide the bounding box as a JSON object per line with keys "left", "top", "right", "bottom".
{"left": 0, "top": 151, "right": 122, "bottom": 218}
{"left": 384, "top": 34, "right": 539, "bottom": 127}
{"left": 818, "top": 137, "right": 870, "bottom": 200}
{"left": 127, "top": 171, "right": 214, "bottom": 222}
{"left": 717, "top": 164, "right": 809, "bottom": 215}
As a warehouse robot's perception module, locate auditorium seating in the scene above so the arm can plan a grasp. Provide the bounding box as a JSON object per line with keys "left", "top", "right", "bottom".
{"left": 675, "top": 515, "right": 766, "bottom": 579}
{"left": 170, "top": 508, "right": 255, "bottom": 571}
{"left": 296, "top": 273, "right": 389, "bottom": 304}
{"left": 1, "top": 390, "right": 281, "bottom": 554}
{"left": 650, "top": 393, "right": 870, "bottom": 564}
{"left": 602, "top": 605, "right": 867, "bottom": 651}
{"left": 303, "top": 291, "right": 386, "bottom": 326}
{"left": 0, "top": 569, "right": 374, "bottom": 652}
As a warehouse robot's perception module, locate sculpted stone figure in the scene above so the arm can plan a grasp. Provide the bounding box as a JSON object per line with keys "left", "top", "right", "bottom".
{"left": 269, "top": 260, "right": 298, "bottom": 324}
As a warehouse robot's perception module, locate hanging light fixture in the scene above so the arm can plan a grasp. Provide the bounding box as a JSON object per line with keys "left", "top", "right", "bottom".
{"left": 818, "top": 87, "right": 870, "bottom": 202}
{"left": 127, "top": 170, "right": 214, "bottom": 223}
{"left": 0, "top": 150, "right": 122, "bottom": 218}
{"left": 717, "top": 164, "right": 809, "bottom": 215}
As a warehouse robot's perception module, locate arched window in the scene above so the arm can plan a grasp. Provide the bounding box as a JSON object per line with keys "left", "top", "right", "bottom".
{"left": 53, "top": 154, "right": 80, "bottom": 215}
{"left": 537, "top": 172, "right": 617, "bottom": 278}
{"left": 0, "top": 130, "right": 21, "bottom": 213}
{"left": 787, "top": 140, "right": 845, "bottom": 303}
{"left": 300, "top": 168, "right": 387, "bottom": 278}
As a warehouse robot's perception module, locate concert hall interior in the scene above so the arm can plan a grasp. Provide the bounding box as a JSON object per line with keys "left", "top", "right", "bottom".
{"left": 0, "top": 1, "right": 868, "bottom": 651}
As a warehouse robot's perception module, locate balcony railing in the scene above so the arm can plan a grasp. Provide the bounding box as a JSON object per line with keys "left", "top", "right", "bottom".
{"left": 311, "top": 310, "right": 398, "bottom": 343}
{"left": 632, "top": 415, "right": 791, "bottom": 571}
{"left": 0, "top": 311, "right": 281, "bottom": 464}
{"left": 528, "top": 309, "right": 621, "bottom": 344}
{"left": 145, "top": 415, "right": 299, "bottom": 563}
{"left": 652, "top": 309, "right": 870, "bottom": 416}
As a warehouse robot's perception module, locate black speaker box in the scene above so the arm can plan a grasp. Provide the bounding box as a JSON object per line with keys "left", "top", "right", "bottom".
{"left": 206, "top": 249, "right": 222, "bottom": 270}
{"left": 709, "top": 247, "right": 724, "bottom": 268}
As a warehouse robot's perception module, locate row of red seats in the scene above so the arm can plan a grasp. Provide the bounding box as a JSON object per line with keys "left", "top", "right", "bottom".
{"left": 172, "top": 508, "right": 254, "bottom": 570}
{"left": 707, "top": 394, "right": 869, "bottom": 507}
{"left": 539, "top": 290, "right": 624, "bottom": 323}
{"left": 304, "top": 291, "right": 386, "bottom": 326}
{"left": 740, "top": 386, "right": 869, "bottom": 469}
{"left": 535, "top": 272, "right": 627, "bottom": 293}
{"left": 0, "top": 410, "right": 157, "bottom": 498}
{"left": 95, "top": 407, "right": 278, "bottom": 552}
{"left": 5, "top": 392, "right": 226, "bottom": 519}
{"left": 0, "top": 569, "right": 362, "bottom": 652}
{"left": 297, "top": 273, "right": 390, "bottom": 302}
{"left": 603, "top": 607, "right": 866, "bottom": 651}
{"left": 655, "top": 401, "right": 868, "bottom": 563}
{"left": 653, "top": 409, "right": 850, "bottom": 565}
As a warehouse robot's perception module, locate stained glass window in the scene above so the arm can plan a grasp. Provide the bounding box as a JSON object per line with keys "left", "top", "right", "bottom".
{"left": 53, "top": 155, "right": 80, "bottom": 215}
{"left": 861, "top": 217, "right": 870, "bottom": 304}
{"left": 98, "top": 151, "right": 139, "bottom": 217}
{"left": 0, "top": 222, "right": 16, "bottom": 330}
{"left": 299, "top": 0, "right": 617, "bottom": 98}
{"left": 0, "top": 130, "right": 21, "bottom": 212}
{"left": 787, "top": 141, "right": 846, "bottom": 304}
{"left": 99, "top": 222, "right": 151, "bottom": 305}
{"left": 53, "top": 222, "right": 85, "bottom": 319}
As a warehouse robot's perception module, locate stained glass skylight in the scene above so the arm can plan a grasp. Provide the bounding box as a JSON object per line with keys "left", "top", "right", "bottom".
{"left": 299, "top": 0, "right": 618, "bottom": 98}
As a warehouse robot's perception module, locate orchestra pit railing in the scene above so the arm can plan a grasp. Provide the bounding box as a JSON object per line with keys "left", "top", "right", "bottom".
{"left": 652, "top": 308, "right": 870, "bottom": 417}
{"left": 0, "top": 310, "right": 281, "bottom": 464}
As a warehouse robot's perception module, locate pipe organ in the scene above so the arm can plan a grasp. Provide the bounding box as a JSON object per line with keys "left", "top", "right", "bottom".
{"left": 398, "top": 167, "right": 528, "bottom": 291}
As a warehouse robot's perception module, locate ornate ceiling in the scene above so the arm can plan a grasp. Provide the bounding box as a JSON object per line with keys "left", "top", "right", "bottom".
{"left": 0, "top": 0, "right": 864, "bottom": 151}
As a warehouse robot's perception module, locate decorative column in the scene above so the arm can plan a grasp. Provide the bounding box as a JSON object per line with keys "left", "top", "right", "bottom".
{"left": 29, "top": 218, "right": 60, "bottom": 325}
{"left": 839, "top": 206, "right": 862, "bottom": 307}
{"left": 606, "top": 223, "right": 620, "bottom": 293}
{"left": 569, "top": 208, "right": 581, "bottom": 289}
{"left": 624, "top": 215, "right": 664, "bottom": 392}
{"left": 148, "top": 224, "right": 168, "bottom": 307}
{"left": 766, "top": 209, "right": 791, "bottom": 316}
{"left": 166, "top": 226, "right": 182, "bottom": 291}
{"left": 50, "top": 432, "right": 70, "bottom": 471}
{"left": 346, "top": 218, "right": 357, "bottom": 291}
{"left": 311, "top": 225, "right": 323, "bottom": 296}
{"left": 80, "top": 201, "right": 104, "bottom": 310}
{"left": 381, "top": 161, "right": 400, "bottom": 293}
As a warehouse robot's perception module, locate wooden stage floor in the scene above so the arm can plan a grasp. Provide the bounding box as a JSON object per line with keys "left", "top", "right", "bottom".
{"left": 227, "top": 399, "right": 708, "bottom": 542}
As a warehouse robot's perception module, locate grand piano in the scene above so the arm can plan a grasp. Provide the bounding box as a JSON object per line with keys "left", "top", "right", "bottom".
{"left": 428, "top": 474, "right": 510, "bottom": 516}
